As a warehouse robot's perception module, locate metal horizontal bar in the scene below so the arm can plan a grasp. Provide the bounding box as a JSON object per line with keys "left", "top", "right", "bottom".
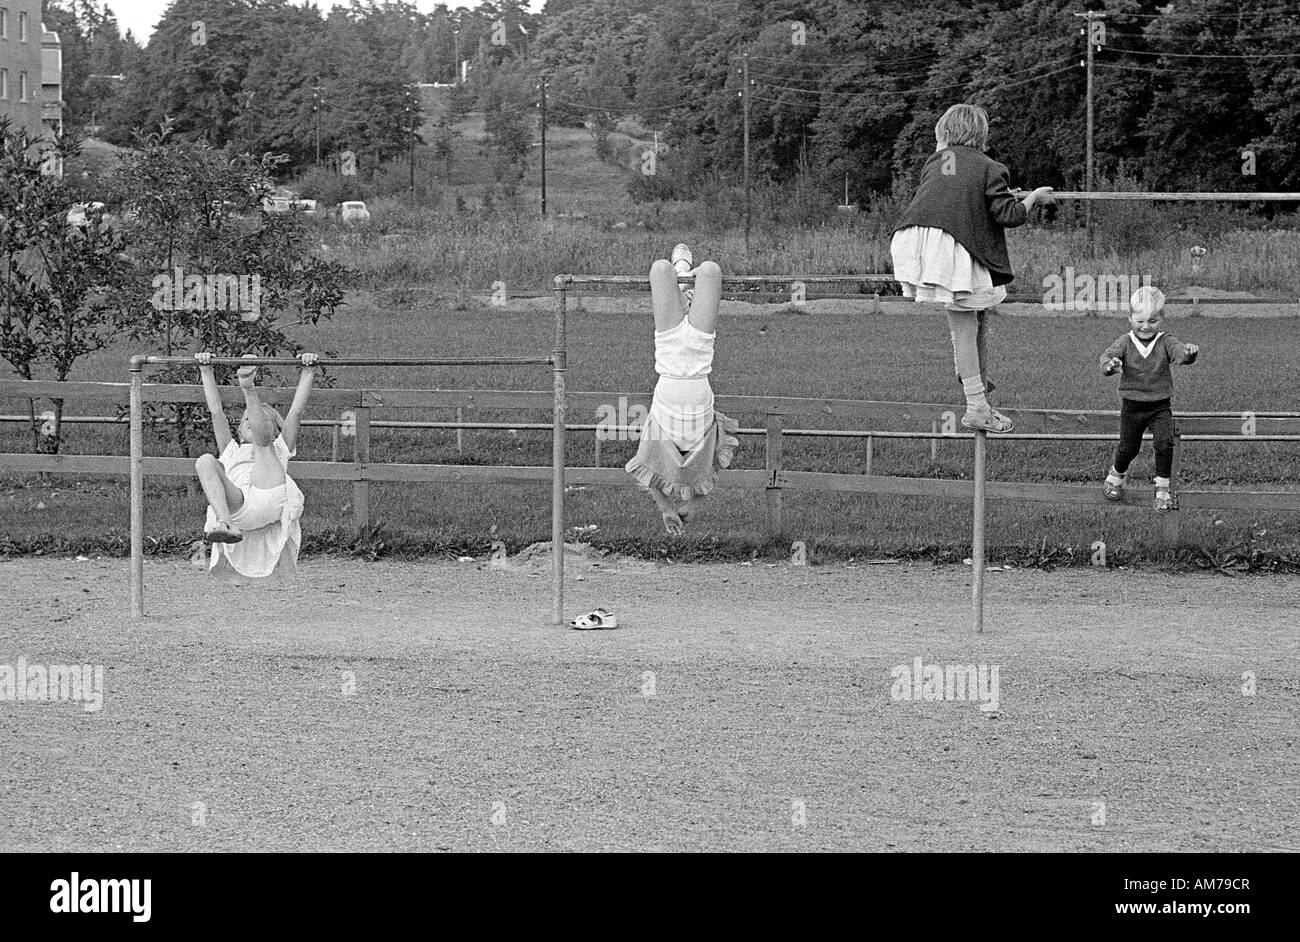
{"left": 557, "top": 274, "right": 897, "bottom": 285}
{"left": 1013, "top": 190, "right": 1300, "bottom": 201}
{"left": 138, "top": 356, "right": 554, "bottom": 368}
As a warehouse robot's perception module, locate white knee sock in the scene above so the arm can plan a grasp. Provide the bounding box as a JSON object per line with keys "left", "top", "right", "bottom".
{"left": 961, "top": 377, "right": 990, "bottom": 411}
{"left": 1154, "top": 476, "right": 1171, "bottom": 493}
{"left": 1106, "top": 467, "right": 1125, "bottom": 485}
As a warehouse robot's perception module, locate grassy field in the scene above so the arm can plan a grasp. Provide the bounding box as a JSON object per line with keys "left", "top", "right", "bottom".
{"left": 2, "top": 300, "right": 1297, "bottom": 567}
{"left": 4, "top": 117, "right": 1297, "bottom": 565}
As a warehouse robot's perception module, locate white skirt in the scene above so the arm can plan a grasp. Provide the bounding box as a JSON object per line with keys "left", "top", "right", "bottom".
{"left": 891, "top": 226, "right": 1007, "bottom": 312}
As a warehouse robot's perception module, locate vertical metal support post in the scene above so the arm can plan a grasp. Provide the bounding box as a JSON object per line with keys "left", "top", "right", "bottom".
{"left": 129, "top": 359, "right": 145, "bottom": 619}
{"left": 972, "top": 430, "right": 987, "bottom": 633}
{"left": 551, "top": 277, "right": 569, "bottom": 627}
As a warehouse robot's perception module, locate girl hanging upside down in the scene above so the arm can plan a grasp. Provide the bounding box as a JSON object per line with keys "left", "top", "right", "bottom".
{"left": 194, "top": 351, "right": 318, "bottom": 584}
{"left": 625, "top": 244, "right": 739, "bottom": 534}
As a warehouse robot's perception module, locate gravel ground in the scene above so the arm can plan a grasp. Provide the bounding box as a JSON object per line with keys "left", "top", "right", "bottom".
{"left": 1, "top": 556, "right": 1295, "bottom": 852}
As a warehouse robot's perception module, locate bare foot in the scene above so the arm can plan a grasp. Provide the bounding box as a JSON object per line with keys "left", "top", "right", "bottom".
{"left": 678, "top": 498, "right": 700, "bottom": 525}
{"left": 661, "top": 511, "right": 684, "bottom": 535}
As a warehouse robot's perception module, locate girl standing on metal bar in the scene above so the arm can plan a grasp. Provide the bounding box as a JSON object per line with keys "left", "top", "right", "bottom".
{"left": 625, "top": 245, "right": 740, "bottom": 534}
{"left": 891, "top": 102, "right": 1054, "bottom": 433}
{"left": 194, "top": 352, "right": 318, "bottom": 583}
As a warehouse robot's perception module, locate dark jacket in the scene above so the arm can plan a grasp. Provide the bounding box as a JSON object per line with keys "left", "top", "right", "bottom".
{"left": 894, "top": 146, "right": 1028, "bottom": 286}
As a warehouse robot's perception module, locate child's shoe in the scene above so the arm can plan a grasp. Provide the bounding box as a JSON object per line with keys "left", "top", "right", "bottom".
{"left": 961, "top": 406, "right": 1013, "bottom": 433}
{"left": 671, "top": 243, "right": 693, "bottom": 276}
{"left": 1103, "top": 480, "right": 1123, "bottom": 501}
{"left": 1154, "top": 490, "right": 1173, "bottom": 514}
{"left": 671, "top": 243, "right": 694, "bottom": 311}
{"left": 204, "top": 521, "right": 243, "bottom": 543}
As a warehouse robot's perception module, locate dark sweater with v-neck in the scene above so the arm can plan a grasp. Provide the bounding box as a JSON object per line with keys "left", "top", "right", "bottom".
{"left": 1101, "top": 332, "right": 1198, "bottom": 401}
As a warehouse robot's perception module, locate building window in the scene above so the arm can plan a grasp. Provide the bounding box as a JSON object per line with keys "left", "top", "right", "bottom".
{"left": 18, "top": 10, "right": 26, "bottom": 42}
{"left": 1, "top": 69, "right": 7, "bottom": 100}
{"left": 18, "top": 70, "right": 26, "bottom": 101}
{"left": 1, "top": 8, "right": 7, "bottom": 40}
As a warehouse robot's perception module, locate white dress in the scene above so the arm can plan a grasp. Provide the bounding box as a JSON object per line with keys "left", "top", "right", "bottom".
{"left": 204, "top": 434, "right": 305, "bottom": 584}
{"left": 650, "top": 315, "right": 716, "bottom": 452}
{"left": 891, "top": 226, "right": 1007, "bottom": 312}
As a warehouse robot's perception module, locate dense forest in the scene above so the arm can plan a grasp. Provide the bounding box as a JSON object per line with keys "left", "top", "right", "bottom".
{"left": 44, "top": 0, "right": 1300, "bottom": 197}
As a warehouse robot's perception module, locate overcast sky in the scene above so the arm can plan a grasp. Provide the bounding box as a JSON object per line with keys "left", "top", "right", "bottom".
{"left": 104, "top": 1, "right": 546, "bottom": 41}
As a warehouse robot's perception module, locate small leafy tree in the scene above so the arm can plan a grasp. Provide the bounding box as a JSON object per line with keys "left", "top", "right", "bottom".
{"left": 0, "top": 120, "right": 136, "bottom": 453}
{"left": 112, "top": 120, "right": 356, "bottom": 456}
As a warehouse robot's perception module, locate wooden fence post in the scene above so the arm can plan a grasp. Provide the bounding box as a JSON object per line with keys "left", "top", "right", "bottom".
{"left": 1163, "top": 427, "right": 1181, "bottom": 544}
{"left": 865, "top": 433, "right": 873, "bottom": 476}
{"left": 766, "top": 413, "right": 784, "bottom": 537}
{"left": 353, "top": 405, "right": 370, "bottom": 531}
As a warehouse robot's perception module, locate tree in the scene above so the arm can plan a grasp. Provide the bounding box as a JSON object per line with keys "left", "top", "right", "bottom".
{"left": 112, "top": 121, "right": 356, "bottom": 456}
{"left": 0, "top": 122, "right": 135, "bottom": 452}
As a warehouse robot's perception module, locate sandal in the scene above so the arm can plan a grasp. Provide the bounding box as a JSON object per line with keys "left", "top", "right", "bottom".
{"left": 204, "top": 522, "right": 243, "bottom": 544}
{"left": 569, "top": 608, "right": 618, "bottom": 630}
{"left": 961, "top": 406, "right": 1014, "bottom": 434}
{"left": 1154, "top": 491, "right": 1173, "bottom": 514}
{"left": 1103, "top": 480, "right": 1124, "bottom": 501}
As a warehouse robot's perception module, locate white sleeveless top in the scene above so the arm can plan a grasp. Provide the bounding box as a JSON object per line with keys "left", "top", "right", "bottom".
{"left": 654, "top": 316, "right": 715, "bottom": 379}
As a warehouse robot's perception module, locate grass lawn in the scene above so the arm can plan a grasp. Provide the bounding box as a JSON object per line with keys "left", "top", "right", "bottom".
{"left": 2, "top": 300, "right": 1297, "bottom": 566}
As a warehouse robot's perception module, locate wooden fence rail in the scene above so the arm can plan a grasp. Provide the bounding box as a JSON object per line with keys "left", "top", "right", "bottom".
{"left": 3, "top": 381, "right": 1297, "bottom": 526}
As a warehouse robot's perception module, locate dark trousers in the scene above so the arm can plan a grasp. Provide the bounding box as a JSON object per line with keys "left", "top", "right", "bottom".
{"left": 1113, "top": 398, "right": 1175, "bottom": 478}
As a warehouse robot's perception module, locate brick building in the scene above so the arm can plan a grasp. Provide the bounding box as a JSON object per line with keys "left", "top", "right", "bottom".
{"left": 0, "top": 0, "right": 62, "bottom": 142}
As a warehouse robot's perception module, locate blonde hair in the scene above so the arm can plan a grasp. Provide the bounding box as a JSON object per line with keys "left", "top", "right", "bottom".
{"left": 243, "top": 404, "right": 284, "bottom": 436}
{"left": 935, "top": 103, "right": 989, "bottom": 151}
{"left": 1130, "top": 286, "right": 1166, "bottom": 318}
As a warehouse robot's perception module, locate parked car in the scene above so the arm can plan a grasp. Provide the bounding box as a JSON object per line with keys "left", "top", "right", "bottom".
{"left": 340, "top": 201, "right": 371, "bottom": 224}
{"left": 261, "top": 196, "right": 293, "bottom": 214}
{"left": 66, "top": 201, "right": 107, "bottom": 228}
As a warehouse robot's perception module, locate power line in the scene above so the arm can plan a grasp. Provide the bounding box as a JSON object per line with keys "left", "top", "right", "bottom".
{"left": 1093, "top": 61, "right": 1256, "bottom": 76}
{"left": 1101, "top": 6, "right": 1299, "bottom": 18}
{"left": 1105, "top": 45, "right": 1300, "bottom": 59}
{"left": 743, "top": 36, "right": 1072, "bottom": 72}
{"left": 753, "top": 55, "right": 1077, "bottom": 98}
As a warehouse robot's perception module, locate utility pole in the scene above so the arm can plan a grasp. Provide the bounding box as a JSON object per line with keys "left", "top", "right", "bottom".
{"left": 539, "top": 77, "right": 548, "bottom": 216}
{"left": 406, "top": 85, "right": 416, "bottom": 199}
{"left": 313, "top": 84, "right": 323, "bottom": 166}
{"left": 1074, "top": 10, "right": 1106, "bottom": 235}
{"left": 741, "top": 52, "right": 751, "bottom": 251}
